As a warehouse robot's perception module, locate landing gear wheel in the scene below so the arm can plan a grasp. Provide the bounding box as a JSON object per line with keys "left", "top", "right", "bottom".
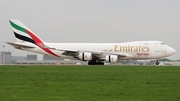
{"left": 101, "top": 62, "right": 104, "bottom": 65}
{"left": 97, "top": 61, "right": 104, "bottom": 65}
{"left": 155, "top": 60, "right": 159, "bottom": 65}
{"left": 156, "top": 62, "right": 159, "bottom": 65}
{"left": 98, "top": 61, "right": 104, "bottom": 65}
{"left": 88, "top": 62, "right": 96, "bottom": 65}
{"left": 88, "top": 60, "right": 97, "bottom": 65}
{"left": 88, "top": 60, "right": 104, "bottom": 65}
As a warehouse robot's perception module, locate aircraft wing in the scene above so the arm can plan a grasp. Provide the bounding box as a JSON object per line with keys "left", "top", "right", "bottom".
{"left": 49, "top": 47, "right": 133, "bottom": 59}
{"left": 49, "top": 47, "right": 105, "bottom": 55}
{"left": 6, "top": 42, "right": 35, "bottom": 49}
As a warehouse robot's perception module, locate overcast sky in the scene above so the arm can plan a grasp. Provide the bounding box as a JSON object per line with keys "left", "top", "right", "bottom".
{"left": 0, "top": 0, "right": 179, "bottom": 59}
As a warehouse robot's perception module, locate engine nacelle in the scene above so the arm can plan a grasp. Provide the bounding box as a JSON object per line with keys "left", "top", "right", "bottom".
{"left": 78, "top": 52, "right": 92, "bottom": 61}
{"left": 105, "top": 55, "right": 118, "bottom": 63}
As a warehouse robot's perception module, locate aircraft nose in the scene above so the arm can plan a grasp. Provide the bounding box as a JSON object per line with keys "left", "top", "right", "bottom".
{"left": 165, "top": 45, "right": 176, "bottom": 56}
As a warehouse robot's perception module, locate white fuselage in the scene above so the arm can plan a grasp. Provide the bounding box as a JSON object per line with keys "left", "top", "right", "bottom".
{"left": 22, "top": 41, "right": 176, "bottom": 61}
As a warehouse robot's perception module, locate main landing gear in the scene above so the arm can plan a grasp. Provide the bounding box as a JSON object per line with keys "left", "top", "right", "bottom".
{"left": 155, "top": 60, "right": 160, "bottom": 65}
{"left": 88, "top": 60, "right": 104, "bottom": 65}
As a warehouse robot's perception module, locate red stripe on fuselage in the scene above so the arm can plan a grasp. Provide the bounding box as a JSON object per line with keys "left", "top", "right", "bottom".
{"left": 25, "top": 29, "right": 59, "bottom": 57}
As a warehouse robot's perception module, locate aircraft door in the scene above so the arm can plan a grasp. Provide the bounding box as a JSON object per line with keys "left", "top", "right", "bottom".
{"left": 155, "top": 43, "right": 166, "bottom": 57}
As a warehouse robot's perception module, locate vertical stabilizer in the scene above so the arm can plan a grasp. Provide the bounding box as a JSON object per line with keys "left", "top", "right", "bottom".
{"left": 9, "top": 19, "right": 43, "bottom": 44}
{"left": 9, "top": 19, "right": 59, "bottom": 57}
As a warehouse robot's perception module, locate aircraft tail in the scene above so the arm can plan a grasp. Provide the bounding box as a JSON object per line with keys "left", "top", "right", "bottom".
{"left": 9, "top": 19, "right": 44, "bottom": 45}
{"left": 8, "top": 19, "right": 60, "bottom": 57}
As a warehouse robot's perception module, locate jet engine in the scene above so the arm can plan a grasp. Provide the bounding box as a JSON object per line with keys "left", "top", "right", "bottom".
{"left": 78, "top": 52, "right": 92, "bottom": 61}
{"left": 105, "top": 55, "right": 118, "bottom": 63}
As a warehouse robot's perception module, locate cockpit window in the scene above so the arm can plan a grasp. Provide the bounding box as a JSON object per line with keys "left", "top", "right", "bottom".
{"left": 161, "top": 43, "right": 165, "bottom": 44}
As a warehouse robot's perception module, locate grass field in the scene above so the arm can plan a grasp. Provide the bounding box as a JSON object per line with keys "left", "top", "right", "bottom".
{"left": 0, "top": 65, "right": 180, "bottom": 101}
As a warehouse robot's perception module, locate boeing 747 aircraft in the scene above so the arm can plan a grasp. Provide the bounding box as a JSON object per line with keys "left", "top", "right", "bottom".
{"left": 7, "top": 19, "right": 176, "bottom": 65}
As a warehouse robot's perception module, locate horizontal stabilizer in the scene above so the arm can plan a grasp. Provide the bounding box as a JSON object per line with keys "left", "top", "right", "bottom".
{"left": 6, "top": 42, "right": 35, "bottom": 49}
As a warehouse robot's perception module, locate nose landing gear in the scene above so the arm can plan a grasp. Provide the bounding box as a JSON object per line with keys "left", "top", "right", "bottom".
{"left": 155, "top": 60, "right": 159, "bottom": 65}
